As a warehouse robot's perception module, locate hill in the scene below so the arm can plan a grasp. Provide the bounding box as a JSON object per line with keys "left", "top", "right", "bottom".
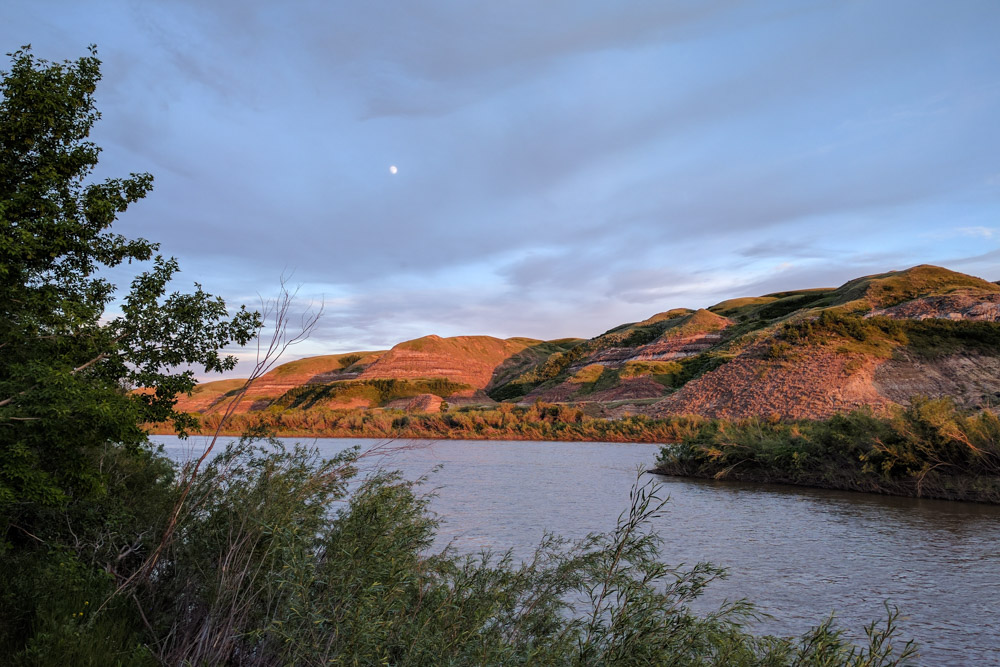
{"left": 358, "top": 335, "right": 539, "bottom": 389}
{"left": 646, "top": 266, "right": 1000, "bottom": 419}
{"left": 175, "top": 265, "right": 1000, "bottom": 421}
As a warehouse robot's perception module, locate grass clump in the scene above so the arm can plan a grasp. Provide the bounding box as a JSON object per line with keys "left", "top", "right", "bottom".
{"left": 572, "top": 366, "right": 623, "bottom": 397}
{"left": 620, "top": 360, "right": 683, "bottom": 378}
{"left": 569, "top": 364, "right": 606, "bottom": 384}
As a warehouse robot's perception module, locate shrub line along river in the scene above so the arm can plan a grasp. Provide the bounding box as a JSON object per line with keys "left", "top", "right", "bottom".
{"left": 153, "top": 435, "right": 1000, "bottom": 665}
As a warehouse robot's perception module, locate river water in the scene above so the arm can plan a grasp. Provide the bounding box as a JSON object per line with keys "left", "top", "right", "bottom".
{"left": 152, "top": 435, "right": 1000, "bottom": 665}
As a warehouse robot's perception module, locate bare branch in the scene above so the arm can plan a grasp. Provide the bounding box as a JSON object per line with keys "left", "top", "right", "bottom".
{"left": 117, "top": 278, "right": 323, "bottom": 592}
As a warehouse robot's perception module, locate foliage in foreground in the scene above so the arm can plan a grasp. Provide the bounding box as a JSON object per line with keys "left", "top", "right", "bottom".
{"left": 0, "top": 44, "right": 257, "bottom": 529}
{"left": 657, "top": 399, "right": 1000, "bottom": 503}
{"left": 2, "top": 438, "right": 917, "bottom": 665}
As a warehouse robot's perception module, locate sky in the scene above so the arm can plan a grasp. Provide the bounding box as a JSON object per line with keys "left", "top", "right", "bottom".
{"left": 5, "top": 1, "right": 1000, "bottom": 377}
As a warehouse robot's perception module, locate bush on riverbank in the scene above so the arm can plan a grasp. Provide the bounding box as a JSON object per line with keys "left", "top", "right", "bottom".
{"left": 656, "top": 399, "right": 1000, "bottom": 502}
{"left": 182, "top": 397, "right": 1000, "bottom": 503}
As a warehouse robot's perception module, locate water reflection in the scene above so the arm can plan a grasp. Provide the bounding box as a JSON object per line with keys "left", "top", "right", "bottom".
{"left": 152, "top": 435, "right": 1000, "bottom": 664}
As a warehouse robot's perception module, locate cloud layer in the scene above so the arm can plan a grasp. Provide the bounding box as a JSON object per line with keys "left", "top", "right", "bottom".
{"left": 4, "top": 1, "right": 1000, "bottom": 373}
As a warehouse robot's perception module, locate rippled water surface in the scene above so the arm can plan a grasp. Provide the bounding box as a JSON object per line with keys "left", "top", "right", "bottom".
{"left": 153, "top": 435, "right": 1000, "bottom": 665}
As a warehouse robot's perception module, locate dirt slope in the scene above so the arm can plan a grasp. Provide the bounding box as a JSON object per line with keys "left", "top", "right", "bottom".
{"left": 648, "top": 342, "right": 893, "bottom": 420}
{"left": 868, "top": 291, "right": 1000, "bottom": 321}
{"left": 873, "top": 352, "right": 1000, "bottom": 409}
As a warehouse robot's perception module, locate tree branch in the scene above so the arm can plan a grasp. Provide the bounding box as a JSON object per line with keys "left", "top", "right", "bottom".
{"left": 117, "top": 279, "right": 322, "bottom": 593}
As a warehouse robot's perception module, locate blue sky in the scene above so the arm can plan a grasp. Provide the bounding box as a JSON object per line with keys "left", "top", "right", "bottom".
{"left": 5, "top": 1, "right": 1000, "bottom": 375}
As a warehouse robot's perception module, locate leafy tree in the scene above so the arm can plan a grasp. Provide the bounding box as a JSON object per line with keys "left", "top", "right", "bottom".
{"left": 0, "top": 45, "right": 258, "bottom": 653}
{"left": 0, "top": 44, "right": 257, "bottom": 514}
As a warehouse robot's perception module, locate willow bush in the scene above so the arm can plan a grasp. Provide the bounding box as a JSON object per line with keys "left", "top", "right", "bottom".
{"left": 6, "top": 434, "right": 918, "bottom": 664}
{"left": 114, "top": 441, "right": 928, "bottom": 663}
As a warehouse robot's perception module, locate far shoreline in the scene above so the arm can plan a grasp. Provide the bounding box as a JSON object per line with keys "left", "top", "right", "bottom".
{"left": 146, "top": 425, "right": 670, "bottom": 447}
{"left": 150, "top": 399, "right": 1000, "bottom": 505}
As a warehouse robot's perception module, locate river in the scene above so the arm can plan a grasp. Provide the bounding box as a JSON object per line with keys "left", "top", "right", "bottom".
{"left": 151, "top": 435, "right": 1000, "bottom": 665}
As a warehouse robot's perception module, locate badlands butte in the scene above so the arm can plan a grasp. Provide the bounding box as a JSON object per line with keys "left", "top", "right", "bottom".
{"left": 177, "top": 265, "right": 1000, "bottom": 426}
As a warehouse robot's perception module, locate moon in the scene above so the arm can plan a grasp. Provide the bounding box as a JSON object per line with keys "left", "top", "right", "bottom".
{"left": 389, "top": 165, "right": 398, "bottom": 175}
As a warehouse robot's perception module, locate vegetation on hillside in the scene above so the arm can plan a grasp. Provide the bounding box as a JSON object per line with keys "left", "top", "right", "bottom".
{"left": 273, "top": 377, "right": 472, "bottom": 409}
{"left": 532, "top": 351, "right": 729, "bottom": 399}
{"left": 488, "top": 309, "right": 734, "bottom": 401}
{"left": 771, "top": 311, "right": 1000, "bottom": 360}
{"left": 487, "top": 338, "right": 586, "bottom": 398}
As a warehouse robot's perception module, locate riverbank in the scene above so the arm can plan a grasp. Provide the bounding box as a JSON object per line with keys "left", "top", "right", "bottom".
{"left": 654, "top": 398, "right": 1000, "bottom": 504}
